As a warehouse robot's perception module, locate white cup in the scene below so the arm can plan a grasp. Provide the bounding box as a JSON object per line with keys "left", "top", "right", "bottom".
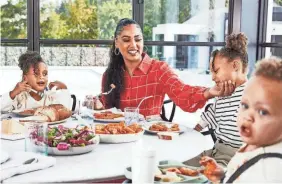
{"left": 132, "top": 140, "right": 156, "bottom": 183}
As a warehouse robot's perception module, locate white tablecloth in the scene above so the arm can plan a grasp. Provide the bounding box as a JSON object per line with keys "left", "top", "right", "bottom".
{"left": 1, "top": 116, "right": 210, "bottom": 182}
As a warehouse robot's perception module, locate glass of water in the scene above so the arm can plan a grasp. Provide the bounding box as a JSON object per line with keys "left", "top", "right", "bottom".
{"left": 124, "top": 107, "right": 139, "bottom": 125}
{"left": 25, "top": 121, "right": 48, "bottom": 156}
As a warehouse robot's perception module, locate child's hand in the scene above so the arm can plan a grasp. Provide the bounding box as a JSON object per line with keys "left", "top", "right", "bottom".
{"left": 194, "top": 124, "right": 203, "bottom": 132}
{"left": 49, "top": 81, "right": 67, "bottom": 90}
{"left": 199, "top": 156, "right": 225, "bottom": 183}
{"left": 204, "top": 80, "right": 236, "bottom": 99}
{"left": 10, "top": 81, "right": 31, "bottom": 99}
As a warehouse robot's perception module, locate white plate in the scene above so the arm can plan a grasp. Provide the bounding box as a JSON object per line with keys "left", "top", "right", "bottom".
{"left": 143, "top": 121, "right": 189, "bottom": 134}
{"left": 11, "top": 110, "right": 34, "bottom": 117}
{"left": 93, "top": 111, "right": 125, "bottom": 122}
{"left": 47, "top": 117, "right": 71, "bottom": 125}
{"left": 94, "top": 112, "right": 144, "bottom": 123}
{"left": 37, "top": 136, "right": 99, "bottom": 156}
{"left": 97, "top": 130, "right": 144, "bottom": 143}
{"left": 19, "top": 116, "right": 71, "bottom": 125}
{"left": 0, "top": 151, "right": 10, "bottom": 164}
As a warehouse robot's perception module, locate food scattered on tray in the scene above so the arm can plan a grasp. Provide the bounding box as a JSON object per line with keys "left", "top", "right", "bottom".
{"left": 95, "top": 122, "right": 143, "bottom": 134}
{"left": 93, "top": 111, "right": 124, "bottom": 119}
{"left": 155, "top": 172, "right": 185, "bottom": 182}
{"left": 160, "top": 167, "right": 199, "bottom": 176}
{"left": 149, "top": 123, "right": 180, "bottom": 132}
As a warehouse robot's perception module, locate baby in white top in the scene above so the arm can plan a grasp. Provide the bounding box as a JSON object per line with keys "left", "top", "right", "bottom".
{"left": 1, "top": 51, "right": 72, "bottom": 112}
{"left": 199, "top": 57, "right": 282, "bottom": 183}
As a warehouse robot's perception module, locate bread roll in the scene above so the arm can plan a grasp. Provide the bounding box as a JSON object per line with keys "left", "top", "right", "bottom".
{"left": 34, "top": 107, "right": 59, "bottom": 122}
{"left": 49, "top": 104, "right": 72, "bottom": 120}
{"left": 49, "top": 104, "right": 64, "bottom": 110}
{"left": 57, "top": 107, "right": 72, "bottom": 120}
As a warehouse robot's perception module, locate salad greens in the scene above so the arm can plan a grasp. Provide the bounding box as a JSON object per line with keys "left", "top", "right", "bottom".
{"left": 32, "top": 125, "right": 96, "bottom": 150}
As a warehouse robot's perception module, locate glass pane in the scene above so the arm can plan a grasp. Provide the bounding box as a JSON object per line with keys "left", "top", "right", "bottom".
{"left": 0, "top": 43, "right": 28, "bottom": 66}
{"left": 144, "top": 0, "right": 229, "bottom": 41}
{"left": 148, "top": 45, "right": 222, "bottom": 74}
{"left": 0, "top": 0, "right": 27, "bottom": 39}
{"left": 40, "top": 44, "right": 110, "bottom": 66}
{"left": 265, "top": 0, "right": 282, "bottom": 43}
{"left": 265, "top": 47, "right": 282, "bottom": 58}
{"left": 40, "top": 0, "right": 132, "bottom": 40}
{"left": 40, "top": 44, "right": 111, "bottom": 99}
{"left": 0, "top": 43, "right": 28, "bottom": 95}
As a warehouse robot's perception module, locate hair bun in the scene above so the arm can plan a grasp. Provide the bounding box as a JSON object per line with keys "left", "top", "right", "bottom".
{"left": 18, "top": 51, "right": 43, "bottom": 74}
{"left": 225, "top": 32, "right": 248, "bottom": 54}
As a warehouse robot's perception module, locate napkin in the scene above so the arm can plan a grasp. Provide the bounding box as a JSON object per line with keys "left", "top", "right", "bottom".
{"left": 0, "top": 151, "right": 56, "bottom": 182}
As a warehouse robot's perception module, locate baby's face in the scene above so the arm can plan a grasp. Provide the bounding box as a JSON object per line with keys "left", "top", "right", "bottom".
{"left": 237, "top": 76, "right": 282, "bottom": 147}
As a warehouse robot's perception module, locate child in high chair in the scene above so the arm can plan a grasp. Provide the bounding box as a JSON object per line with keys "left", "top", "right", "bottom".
{"left": 200, "top": 57, "right": 282, "bottom": 183}
{"left": 1, "top": 51, "right": 72, "bottom": 111}
{"left": 185, "top": 33, "right": 249, "bottom": 167}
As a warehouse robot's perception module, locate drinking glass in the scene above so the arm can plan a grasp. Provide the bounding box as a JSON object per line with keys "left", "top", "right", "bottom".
{"left": 24, "top": 122, "right": 48, "bottom": 156}
{"left": 124, "top": 107, "right": 139, "bottom": 125}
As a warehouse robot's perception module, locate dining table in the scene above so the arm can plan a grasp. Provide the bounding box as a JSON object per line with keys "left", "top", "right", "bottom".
{"left": 0, "top": 114, "right": 210, "bottom": 183}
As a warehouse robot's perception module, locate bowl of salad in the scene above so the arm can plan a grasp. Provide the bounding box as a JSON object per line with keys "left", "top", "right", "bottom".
{"left": 34, "top": 124, "right": 99, "bottom": 155}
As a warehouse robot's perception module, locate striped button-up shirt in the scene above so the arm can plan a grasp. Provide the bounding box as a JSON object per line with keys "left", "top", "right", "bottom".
{"left": 101, "top": 53, "right": 208, "bottom": 117}
{"left": 199, "top": 83, "right": 246, "bottom": 148}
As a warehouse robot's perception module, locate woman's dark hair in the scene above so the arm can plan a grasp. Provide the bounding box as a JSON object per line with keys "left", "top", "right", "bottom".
{"left": 18, "top": 51, "right": 44, "bottom": 75}
{"left": 211, "top": 32, "right": 248, "bottom": 73}
{"left": 103, "top": 18, "right": 141, "bottom": 108}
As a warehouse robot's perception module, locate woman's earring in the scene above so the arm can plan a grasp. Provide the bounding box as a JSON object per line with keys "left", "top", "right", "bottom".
{"left": 143, "top": 45, "right": 148, "bottom": 53}
{"left": 114, "top": 48, "right": 120, "bottom": 55}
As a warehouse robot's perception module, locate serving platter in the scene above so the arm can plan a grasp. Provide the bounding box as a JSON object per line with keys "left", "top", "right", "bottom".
{"left": 19, "top": 116, "right": 71, "bottom": 125}
{"left": 97, "top": 130, "right": 145, "bottom": 143}
{"left": 42, "top": 136, "right": 100, "bottom": 156}
{"left": 11, "top": 109, "right": 35, "bottom": 117}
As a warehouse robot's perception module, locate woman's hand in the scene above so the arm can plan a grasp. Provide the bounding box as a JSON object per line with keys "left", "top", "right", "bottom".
{"left": 10, "top": 81, "right": 31, "bottom": 99}
{"left": 199, "top": 156, "right": 225, "bottom": 183}
{"left": 204, "top": 80, "right": 235, "bottom": 99}
{"left": 49, "top": 81, "right": 67, "bottom": 90}
{"left": 194, "top": 124, "right": 203, "bottom": 132}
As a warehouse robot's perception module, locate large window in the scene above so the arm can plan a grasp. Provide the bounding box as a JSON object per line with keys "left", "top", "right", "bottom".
{"left": 40, "top": 0, "right": 132, "bottom": 40}
{"left": 260, "top": 0, "right": 282, "bottom": 57}
{"left": 1, "top": 0, "right": 27, "bottom": 39}
{"left": 144, "top": 0, "right": 228, "bottom": 70}
{"left": 1, "top": 0, "right": 28, "bottom": 64}
{"left": 144, "top": 0, "right": 229, "bottom": 42}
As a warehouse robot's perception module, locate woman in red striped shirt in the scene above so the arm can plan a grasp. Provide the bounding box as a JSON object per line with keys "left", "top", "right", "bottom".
{"left": 100, "top": 18, "right": 235, "bottom": 117}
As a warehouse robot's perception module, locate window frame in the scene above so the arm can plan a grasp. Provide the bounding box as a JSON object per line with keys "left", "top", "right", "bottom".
{"left": 1, "top": 0, "right": 243, "bottom": 60}
{"left": 257, "top": 0, "right": 282, "bottom": 59}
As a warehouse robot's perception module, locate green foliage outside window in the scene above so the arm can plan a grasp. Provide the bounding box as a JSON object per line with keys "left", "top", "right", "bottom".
{"left": 1, "top": 0, "right": 27, "bottom": 39}
{"left": 1, "top": 0, "right": 233, "bottom": 40}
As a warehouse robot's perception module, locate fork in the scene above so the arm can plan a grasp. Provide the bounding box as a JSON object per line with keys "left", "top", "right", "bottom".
{"left": 97, "top": 84, "right": 116, "bottom": 97}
